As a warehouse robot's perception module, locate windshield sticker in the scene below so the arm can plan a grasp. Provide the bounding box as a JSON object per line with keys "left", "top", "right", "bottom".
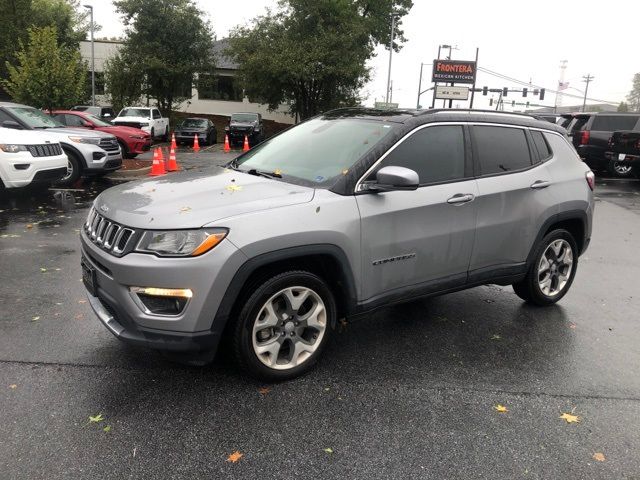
{"left": 315, "top": 176, "right": 325, "bottom": 182}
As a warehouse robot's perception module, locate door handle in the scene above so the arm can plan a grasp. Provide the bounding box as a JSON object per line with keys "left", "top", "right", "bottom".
{"left": 530, "top": 180, "right": 551, "bottom": 189}
{"left": 447, "top": 193, "right": 475, "bottom": 205}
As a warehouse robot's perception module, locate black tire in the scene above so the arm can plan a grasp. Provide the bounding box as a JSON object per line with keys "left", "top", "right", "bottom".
{"left": 512, "top": 229, "right": 578, "bottom": 306}
{"left": 55, "top": 148, "right": 82, "bottom": 186}
{"left": 117, "top": 140, "right": 132, "bottom": 159}
{"left": 231, "top": 270, "right": 336, "bottom": 381}
{"left": 150, "top": 127, "right": 155, "bottom": 140}
{"left": 162, "top": 127, "right": 169, "bottom": 142}
{"left": 608, "top": 160, "right": 635, "bottom": 178}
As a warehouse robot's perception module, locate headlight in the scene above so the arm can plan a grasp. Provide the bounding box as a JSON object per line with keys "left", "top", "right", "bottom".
{"left": 224, "top": 126, "right": 230, "bottom": 131}
{"left": 68, "top": 136, "right": 101, "bottom": 145}
{"left": 0, "top": 144, "right": 27, "bottom": 153}
{"left": 136, "top": 229, "right": 228, "bottom": 257}
{"left": 129, "top": 135, "right": 146, "bottom": 139}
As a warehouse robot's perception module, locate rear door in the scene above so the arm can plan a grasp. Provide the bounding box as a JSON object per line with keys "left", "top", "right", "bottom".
{"left": 356, "top": 124, "right": 478, "bottom": 302}
{"left": 469, "top": 124, "right": 557, "bottom": 281}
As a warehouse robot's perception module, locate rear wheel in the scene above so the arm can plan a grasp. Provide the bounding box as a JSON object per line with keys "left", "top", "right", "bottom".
{"left": 512, "top": 229, "right": 578, "bottom": 306}
{"left": 55, "top": 148, "right": 82, "bottom": 186}
{"left": 609, "top": 160, "right": 634, "bottom": 178}
{"left": 232, "top": 271, "right": 335, "bottom": 381}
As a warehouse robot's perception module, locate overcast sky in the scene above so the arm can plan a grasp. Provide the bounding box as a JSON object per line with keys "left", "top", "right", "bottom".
{"left": 95, "top": 0, "right": 639, "bottom": 111}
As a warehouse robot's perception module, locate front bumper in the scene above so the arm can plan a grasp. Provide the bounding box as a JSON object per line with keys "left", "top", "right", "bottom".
{"left": 0, "top": 152, "right": 68, "bottom": 188}
{"left": 80, "top": 228, "right": 247, "bottom": 352}
{"left": 176, "top": 132, "right": 207, "bottom": 143}
{"left": 129, "top": 139, "right": 152, "bottom": 155}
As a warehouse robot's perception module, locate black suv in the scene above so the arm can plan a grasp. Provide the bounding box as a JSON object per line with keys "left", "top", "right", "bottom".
{"left": 565, "top": 112, "right": 640, "bottom": 174}
{"left": 225, "top": 112, "right": 265, "bottom": 147}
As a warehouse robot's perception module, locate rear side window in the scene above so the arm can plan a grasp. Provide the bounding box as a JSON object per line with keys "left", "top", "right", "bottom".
{"left": 375, "top": 125, "right": 466, "bottom": 185}
{"left": 530, "top": 130, "right": 552, "bottom": 161}
{"left": 473, "top": 126, "right": 532, "bottom": 175}
{"left": 591, "top": 115, "right": 639, "bottom": 131}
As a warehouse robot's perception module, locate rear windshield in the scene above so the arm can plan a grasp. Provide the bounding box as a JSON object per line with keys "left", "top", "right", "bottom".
{"left": 181, "top": 119, "right": 208, "bottom": 128}
{"left": 232, "top": 117, "right": 397, "bottom": 187}
{"left": 119, "top": 108, "right": 150, "bottom": 118}
{"left": 231, "top": 113, "right": 258, "bottom": 122}
{"left": 567, "top": 116, "right": 589, "bottom": 133}
{"left": 591, "top": 115, "right": 639, "bottom": 131}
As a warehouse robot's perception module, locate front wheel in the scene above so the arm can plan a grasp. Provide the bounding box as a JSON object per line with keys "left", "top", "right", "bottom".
{"left": 512, "top": 229, "right": 578, "bottom": 306}
{"left": 55, "top": 149, "right": 82, "bottom": 186}
{"left": 232, "top": 271, "right": 336, "bottom": 381}
{"left": 162, "top": 127, "right": 169, "bottom": 142}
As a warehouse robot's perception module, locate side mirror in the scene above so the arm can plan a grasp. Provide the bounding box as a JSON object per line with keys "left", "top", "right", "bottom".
{"left": 82, "top": 121, "right": 94, "bottom": 128}
{"left": 367, "top": 166, "right": 419, "bottom": 192}
{"left": 2, "top": 120, "right": 23, "bottom": 130}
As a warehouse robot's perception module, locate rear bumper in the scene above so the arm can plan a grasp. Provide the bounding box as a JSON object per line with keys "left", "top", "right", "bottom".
{"left": 604, "top": 151, "right": 640, "bottom": 165}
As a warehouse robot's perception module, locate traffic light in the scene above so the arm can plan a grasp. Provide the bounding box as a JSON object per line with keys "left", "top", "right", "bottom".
{"left": 526, "top": 101, "right": 530, "bottom": 107}
{"left": 482, "top": 86, "right": 488, "bottom": 96}
{"left": 539, "top": 88, "right": 545, "bottom": 101}
{"left": 533, "top": 89, "right": 539, "bottom": 96}
{"left": 503, "top": 87, "right": 508, "bottom": 97}
{"left": 512, "top": 100, "right": 515, "bottom": 107}
{"left": 489, "top": 98, "right": 493, "bottom": 106}
{"left": 523, "top": 88, "right": 528, "bottom": 97}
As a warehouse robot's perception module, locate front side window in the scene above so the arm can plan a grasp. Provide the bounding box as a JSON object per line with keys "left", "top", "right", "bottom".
{"left": 474, "top": 126, "right": 532, "bottom": 175}
{"left": 64, "top": 114, "right": 86, "bottom": 127}
{"left": 232, "top": 117, "right": 397, "bottom": 187}
{"left": 371, "top": 125, "right": 466, "bottom": 185}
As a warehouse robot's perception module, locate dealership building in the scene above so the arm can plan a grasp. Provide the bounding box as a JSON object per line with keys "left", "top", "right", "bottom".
{"left": 79, "top": 39, "right": 294, "bottom": 124}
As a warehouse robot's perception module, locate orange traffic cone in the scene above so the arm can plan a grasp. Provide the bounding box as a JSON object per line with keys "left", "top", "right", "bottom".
{"left": 150, "top": 148, "right": 166, "bottom": 176}
{"left": 158, "top": 147, "right": 165, "bottom": 164}
{"left": 170, "top": 132, "right": 177, "bottom": 151}
{"left": 223, "top": 134, "right": 231, "bottom": 153}
{"left": 243, "top": 134, "right": 250, "bottom": 152}
{"left": 167, "top": 144, "right": 178, "bottom": 172}
{"left": 193, "top": 134, "right": 200, "bottom": 152}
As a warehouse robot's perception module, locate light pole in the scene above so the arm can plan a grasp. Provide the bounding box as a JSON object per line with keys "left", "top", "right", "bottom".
{"left": 385, "top": 14, "right": 397, "bottom": 105}
{"left": 416, "top": 62, "right": 434, "bottom": 109}
{"left": 83, "top": 4, "right": 95, "bottom": 106}
{"left": 582, "top": 74, "right": 594, "bottom": 112}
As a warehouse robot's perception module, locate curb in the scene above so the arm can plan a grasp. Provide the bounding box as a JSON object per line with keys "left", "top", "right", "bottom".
{"left": 107, "top": 165, "right": 152, "bottom": 180}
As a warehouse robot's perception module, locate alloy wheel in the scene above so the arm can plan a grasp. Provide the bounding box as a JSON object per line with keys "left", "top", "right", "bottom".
{"left": 613, "top": 161, "right": 633, "bottom": 176}
{"left": 251, "top": 286, "right": 327, "bottom": 370}
{"left": 537, "top": 239, "right": 574, "bottom": 297}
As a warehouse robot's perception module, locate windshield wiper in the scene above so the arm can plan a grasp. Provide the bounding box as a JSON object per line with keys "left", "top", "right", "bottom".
{"left": 246, "top": 168, "right": 282, "bottom": 179}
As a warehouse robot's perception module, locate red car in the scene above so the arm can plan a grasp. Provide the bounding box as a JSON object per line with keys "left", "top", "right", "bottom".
{"left": 51, "top": 110, "right": 152, "bottom": 158}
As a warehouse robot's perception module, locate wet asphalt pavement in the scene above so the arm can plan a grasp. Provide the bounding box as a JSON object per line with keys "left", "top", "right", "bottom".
{"left": 1, "top": 151, "right": 639, "bottom": 479}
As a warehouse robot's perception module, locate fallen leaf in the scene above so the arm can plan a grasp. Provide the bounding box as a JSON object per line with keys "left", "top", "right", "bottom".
{"left": 274, "top": 169, "right": 282, "bottom": 175}
{"left": 226, "top": 184, "right": 242, "bottom": 192}
{"left": 226, "top": 451, "right": 243, "bottom": 463}
{"left": 559, "top": 412, "right": 580, "bottom": 424}
{"left": 26, "top": 224, "right": 33, "bottom": 229}
{"left": 75, "top": 314, "right": 84, "bottom": 320}
{"left": 89, "top": 413, "right": 104, "bottom": 423}
{"left": 31, "top": 316, "right": 40, "bottom": 322}
{"left": 494, "top": 404, "right": 508, "bottom": 413}
{"left": 180, "top": 206, "right": 192, "bottom": 213}
{"left": 78, "top": 300, "right": 87, "bottom": 304}
{"left": 54, "top": 268, "right": 61, "bottom": 271}
{"left": 491, "top": 334, "right": 502, "bottom": 340}
{"left": 103, "top": 425, "right": 111, "bottom": 433}
{"left": 592, "top": 452, "right": 605, "bottom": 462}
{"left": 342, "top": 169, "right": 349, "bottom": 175}
{"left": 258, "top": 387, "right": 270, "bottom": 395}
{"left": 9, "top": 384, "right": 17, "bottom": 389}
{"left": 323, "top": 448, "right": 333, "bottom": 454}
{"left": 569, "top": 323, "right": 577, "bottom": 329}
{"left": 324, "top": 387, "right": 330, "bottom": 392}
{"left": 40, "top": 268, "right": 47, "bottom": 273}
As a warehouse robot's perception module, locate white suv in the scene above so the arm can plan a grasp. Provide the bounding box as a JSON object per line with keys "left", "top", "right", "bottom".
{"left": 0, "top": 127, "right": 67, "bottom": 189}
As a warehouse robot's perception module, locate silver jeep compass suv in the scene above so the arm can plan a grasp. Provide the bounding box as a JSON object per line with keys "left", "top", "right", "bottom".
{"left": 81, "top": 109, "right": 594, "bottom": 381}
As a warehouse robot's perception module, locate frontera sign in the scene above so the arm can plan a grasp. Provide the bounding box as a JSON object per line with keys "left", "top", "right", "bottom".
{"left": 432, "top": 60, "right": 477, "bottom": 84}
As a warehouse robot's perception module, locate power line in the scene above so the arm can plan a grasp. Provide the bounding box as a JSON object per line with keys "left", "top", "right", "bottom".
{"left": 477, "top": 66, "right": 618, "bottom": 105}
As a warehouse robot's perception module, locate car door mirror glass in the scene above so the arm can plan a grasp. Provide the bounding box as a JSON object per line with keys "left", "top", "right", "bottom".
{"left": 2, "top": 120, "right": 23, "bottom": 130}
{"left": 367, "top": 166, "right": 419, "bottom": 192}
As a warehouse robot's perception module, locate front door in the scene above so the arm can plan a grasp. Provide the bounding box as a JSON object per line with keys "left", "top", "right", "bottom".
{"left": 356, "top": 124, "right": 478, "bottom": 303}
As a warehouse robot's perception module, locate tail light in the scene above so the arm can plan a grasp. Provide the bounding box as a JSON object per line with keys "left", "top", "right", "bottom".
{"left": 636, "top": 139, "right": 640, "bottom": 150}
{"left": 608, "top": 136, "right": 613, "bottom": 147}
{"left": 585, "top": 171, "right": 595, "bottom": 191}
{"left": 580, "top": 131, "right": 590, "bottom": 145}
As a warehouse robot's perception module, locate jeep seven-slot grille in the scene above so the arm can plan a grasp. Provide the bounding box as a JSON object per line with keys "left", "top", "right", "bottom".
{"left": 27, "top": 144, "right": 63, "bottom": 157}
{"left": 84, "top": 208, "right": 136, "bottom": 257}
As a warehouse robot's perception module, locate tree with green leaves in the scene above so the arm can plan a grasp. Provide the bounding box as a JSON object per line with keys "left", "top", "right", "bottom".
{"left": 229, "top": 0, "right": 413, "bottom": 120}
{"left": 0, "top": 0, "right": 94, "bottom": 97}
{"left": 103, "top": 51, "right": 145, "bottom": 113}
{"left": 112, "top": 0, "right": 215, "bottom": 117}
{"left": 3, "top": 26, "right": 87, "bottom": 111}
{"left": 626, "top": 73, "right": 640, "bottom": 112}
{"left": 617, "top": 101, "right": 629, "bottom": 112}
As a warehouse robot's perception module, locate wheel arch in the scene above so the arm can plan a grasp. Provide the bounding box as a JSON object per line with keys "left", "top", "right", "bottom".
{"left": 60, "top": 143, "right": 86, "bottom": 170}
{"left": 526, "top": 210, "right": 588, "bottom": 267}
{"left": 213, "top": 244, "right": 358, "bottom": 333}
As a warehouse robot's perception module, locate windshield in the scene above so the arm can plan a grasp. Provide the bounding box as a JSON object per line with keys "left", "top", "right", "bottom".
{"left": 7, "top": 107, "right": 64, "bottom": 128}
{"left": 233, "top": 117, "right": 397, "bottom": 187}
{"left": 181, "top": 119, "right": 208, "bottom": 128}
{"left": 120, "top": 108, "right": 150, "bottom": 118}
{"left": 231, "top": 113, "right": 258, "bottom": 123}
{"left": 85, "top": 114, "right": 113, "bottom": 127}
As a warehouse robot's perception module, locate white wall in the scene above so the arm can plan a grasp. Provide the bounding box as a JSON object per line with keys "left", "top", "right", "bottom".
{"left": 80, "top": 40, "right": 295, "bottom": 124}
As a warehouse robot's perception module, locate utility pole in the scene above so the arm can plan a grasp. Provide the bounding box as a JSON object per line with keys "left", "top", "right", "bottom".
{"left": 554, "top": 60, "right": 568, "bottom": 113}
{"left": 430, "top": 45, "right": 442, "bottom": 109}
{"left": 469, "top": 47, "right": 479, "bottom": 109}
{"left": 385, "top": 14, "right": 396, "bottom": 104}
{"left": 582, "top": 74, "right": 594, "bottom": 112}
{"left": 416, "top": 62, "right": 424, "bottom": 109}
{"left": 83, "top": 4, "right": 95, "bottom": 106}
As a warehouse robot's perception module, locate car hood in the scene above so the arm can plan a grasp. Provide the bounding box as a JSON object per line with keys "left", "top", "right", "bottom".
{"left": 0, "top": 127, "right": 61, "bottom": 145}
{"left": 45, "top": 127, "right": 114, "bottom": 139}
{"left": 94, "top": 168, "right": 315, "bottom": 229}
{"left": 112, "top": 116, "right": 150, "bottom": 124}
{"left": 101, "top": 125, "right": 150, "bottom": 137}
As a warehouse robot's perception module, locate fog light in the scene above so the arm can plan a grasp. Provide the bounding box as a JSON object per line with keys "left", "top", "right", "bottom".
{"left": 130, "top": 287, "right": 192, "bottom": 315}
